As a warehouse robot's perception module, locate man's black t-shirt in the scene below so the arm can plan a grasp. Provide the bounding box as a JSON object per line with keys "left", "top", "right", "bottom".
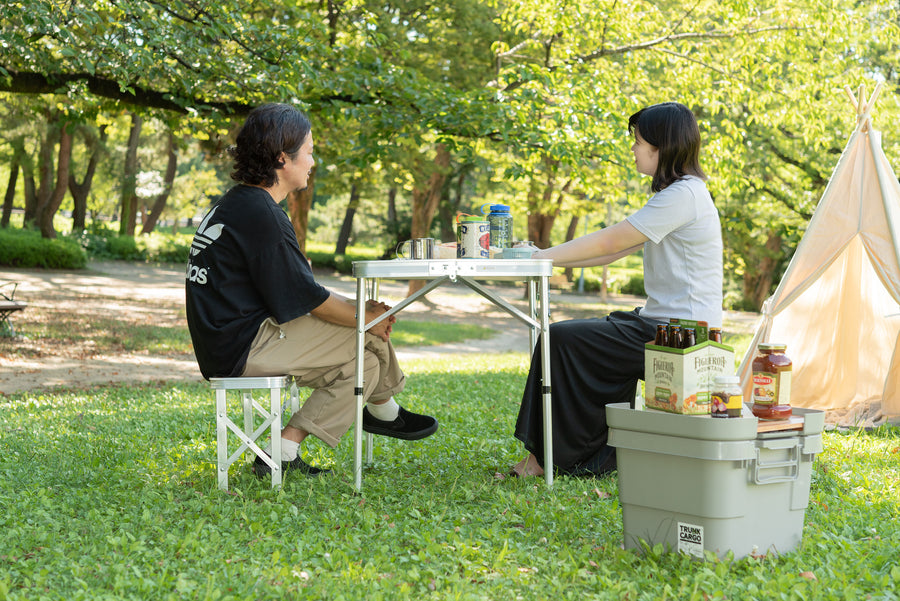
{"left": 185, "top": 185, "right": 330, "bottom": 379}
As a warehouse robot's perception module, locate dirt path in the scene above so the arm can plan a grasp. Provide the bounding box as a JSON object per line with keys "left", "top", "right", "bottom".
{"left": 0, "top": 260, "right": 759, "bottom": 396}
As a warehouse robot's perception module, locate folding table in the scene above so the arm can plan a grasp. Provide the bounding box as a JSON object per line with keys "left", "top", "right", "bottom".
{"left": 352, "top": 258, "right": 554, "bottom": 491}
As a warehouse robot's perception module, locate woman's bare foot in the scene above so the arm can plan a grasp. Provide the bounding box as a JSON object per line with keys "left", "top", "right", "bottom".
{"left": 510, "top": 453, "right": 545, "bottom": 477}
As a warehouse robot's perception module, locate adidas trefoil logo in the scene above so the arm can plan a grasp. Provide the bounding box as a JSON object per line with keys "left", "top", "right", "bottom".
{"left": 190, "top": 206, "right": 224, "bottom": 256}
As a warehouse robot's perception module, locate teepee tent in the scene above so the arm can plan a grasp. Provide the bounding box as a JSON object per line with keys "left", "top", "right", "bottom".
{"left": 738, "top": 84, "right": 900, "bottom": 427}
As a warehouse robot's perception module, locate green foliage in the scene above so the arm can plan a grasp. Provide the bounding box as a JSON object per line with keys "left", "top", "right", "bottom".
{"left": 69, "top": 228, "right": 191, "bottom": 264}
{"left": 0, "top": 227, "right": 87, "bottom": 269}
{"left": 618, "top": 274, "right": 646, "bottom": 297}
{"left": 304, "top": 249, "right": 377, "bottom": 275}
{"left": 0, "top": 356, "right": 897, "bottom": 600}
{"left": 2, "top": 0, "right": 900, "bottom": 311}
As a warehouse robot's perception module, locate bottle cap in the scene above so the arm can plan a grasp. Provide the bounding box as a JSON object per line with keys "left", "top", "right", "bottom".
{"left": 758, "top": 343, "right": 787, "bottom": 351}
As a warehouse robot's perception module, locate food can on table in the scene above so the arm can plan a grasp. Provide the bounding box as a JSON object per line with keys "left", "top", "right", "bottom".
{"left": 457, "top": 219, "right": 490, "bottom": 258}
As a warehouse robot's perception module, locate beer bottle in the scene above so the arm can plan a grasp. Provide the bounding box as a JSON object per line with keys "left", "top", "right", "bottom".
{"left": 654, "top": 324, "right": 668, "bottom": 346}
{"left": 682, "top": 327, "right": 696, "bottom": 349}
{"left": 668, "top": 325, "right": 682, "bottom": 349}
{"left": 709, "top": 327, "right": 723, "bottom": 343}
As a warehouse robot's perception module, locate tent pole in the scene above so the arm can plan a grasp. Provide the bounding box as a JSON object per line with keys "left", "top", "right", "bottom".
{"left": 868, "top": 128, "right": 900, "bottom": 301}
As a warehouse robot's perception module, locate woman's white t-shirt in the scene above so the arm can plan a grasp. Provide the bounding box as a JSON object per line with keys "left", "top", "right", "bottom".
{"left": 625, "top": 175, "right": 723, "bottom": 327}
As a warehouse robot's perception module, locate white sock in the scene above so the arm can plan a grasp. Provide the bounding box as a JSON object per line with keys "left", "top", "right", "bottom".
{"left": 264, "top": 438, "right": 300, "bottom": 461}
{"left": 367, "top": 397, "right": 400, "bottom": 421}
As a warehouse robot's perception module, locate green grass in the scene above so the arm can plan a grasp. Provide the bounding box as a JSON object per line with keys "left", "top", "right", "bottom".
{"left": 390, "top": 321, "right": 496, "bottom": 347}
{"left": 1, "top": 354, "right": 898, "bottom": 600}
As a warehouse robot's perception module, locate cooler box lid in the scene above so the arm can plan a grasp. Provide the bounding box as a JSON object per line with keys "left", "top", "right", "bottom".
{"left": 606, "top": 403, "right": 825, "bottom": 441}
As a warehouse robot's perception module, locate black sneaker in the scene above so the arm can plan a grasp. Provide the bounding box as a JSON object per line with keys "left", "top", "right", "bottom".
{"left": 362, "top": 406, "right": 438, "bottom": 440}
{"left": 253, "top": 453, "right": 331, "bottom": 478}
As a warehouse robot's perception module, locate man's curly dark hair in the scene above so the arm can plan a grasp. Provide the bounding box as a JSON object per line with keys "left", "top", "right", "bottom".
{"left": 228, "top": 103, "right": 311, "bottom": 188}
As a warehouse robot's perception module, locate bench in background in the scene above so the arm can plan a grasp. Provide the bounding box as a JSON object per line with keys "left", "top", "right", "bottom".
{"left": 0, "top": 282, "right": 27, "bottom": 337}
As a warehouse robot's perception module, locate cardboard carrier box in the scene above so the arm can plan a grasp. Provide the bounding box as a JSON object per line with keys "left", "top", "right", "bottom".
{"left": 644, "top": 319, "right": 734, "bottom": 414}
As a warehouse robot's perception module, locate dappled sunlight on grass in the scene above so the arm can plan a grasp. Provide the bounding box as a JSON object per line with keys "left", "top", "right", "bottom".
{"left": 1, "top": 359, "right": 898, "bottom": 600}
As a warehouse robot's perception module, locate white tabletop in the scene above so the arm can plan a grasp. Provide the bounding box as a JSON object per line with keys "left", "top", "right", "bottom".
{"left": 353, "top": 258, "right": 553, "bottom": 280}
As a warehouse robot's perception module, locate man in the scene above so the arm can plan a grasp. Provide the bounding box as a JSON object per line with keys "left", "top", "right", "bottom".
{"left": 186, "top": 103, "right": 438, "bottom": 478}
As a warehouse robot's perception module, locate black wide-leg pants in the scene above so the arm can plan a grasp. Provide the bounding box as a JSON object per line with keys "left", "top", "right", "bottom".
{"left": 514, "top": 309, "right": 661, "bottom": 476}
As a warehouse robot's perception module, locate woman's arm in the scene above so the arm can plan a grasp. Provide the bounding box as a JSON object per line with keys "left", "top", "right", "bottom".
{"left": 554, "top": 244, "right": 646, "bottom": 268}
{"left": 532, "top": 220, "right": 649, "bottom": 267}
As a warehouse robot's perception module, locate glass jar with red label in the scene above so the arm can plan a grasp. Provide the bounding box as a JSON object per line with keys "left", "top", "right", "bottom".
{"left": 751, "top": 343, "right": 792, "bottom": 420}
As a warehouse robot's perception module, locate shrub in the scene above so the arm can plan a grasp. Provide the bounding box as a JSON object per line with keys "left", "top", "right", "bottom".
{"left": 136, "top": 232, "right": 192, "bottom": 263}
{"left": 106, "top": 235, "right": 144, "bottom": 260}
{"left": 0, "top": 228, "right": 87, "bottom": 269}
{"left": 305, "top": 246, "right": 381, "bottom": 274}
{"left": 619, "top": 273, "right": 646, "bottom": 296}
{"left": 69, "top": 228, "right": 191, "bottom": 263}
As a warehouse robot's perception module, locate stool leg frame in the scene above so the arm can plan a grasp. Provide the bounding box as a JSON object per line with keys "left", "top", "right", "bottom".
{"left": 268, "top": 386, "right": 283, "bottom": 489}
{"left": 216, "top": 388, "right": 229, "bottom": 491}
{"left": 215, "top": 382, "right": 286, "bottom": 491}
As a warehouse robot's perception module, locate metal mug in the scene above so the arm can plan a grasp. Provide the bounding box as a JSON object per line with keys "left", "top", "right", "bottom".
{"left": 397, "top": 238, "right": 435, "bottom": 260}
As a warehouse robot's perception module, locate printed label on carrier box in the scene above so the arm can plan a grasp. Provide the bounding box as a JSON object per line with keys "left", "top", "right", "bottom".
{"left": 677, "top": 522, "right": 705, "bottom": 558}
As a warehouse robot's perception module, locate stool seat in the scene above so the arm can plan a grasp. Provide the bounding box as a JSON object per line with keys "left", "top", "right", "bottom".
{"left": 210, "top": 376, "right": 299, "bottom": 491}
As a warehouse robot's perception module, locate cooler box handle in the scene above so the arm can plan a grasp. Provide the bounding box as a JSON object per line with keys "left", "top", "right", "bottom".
{"left": 751, "top": 438, "right": 800, "bottom": 484}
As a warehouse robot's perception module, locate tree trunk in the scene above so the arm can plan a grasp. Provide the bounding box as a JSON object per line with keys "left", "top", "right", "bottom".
{"left": 386, "top": 186, "right": 397, "bottom": 226}
{"left": 439, "top": 167, "right": 468, "bottom": 243}
{"left": 410, "top": 144, "right": 451, "bottom": 239}
{"left": 600, "top": 201, "right": 613, "bottom": 301}
{"left": 408, "top": 144, "right": 451, "bottom": 295}
{"left": 1, "top": 155, "right": 19, "bottom": 228}
{"left": 563, "top": 215, "right": 579, "bottom": 281}
{"left": 119, "top": 112, "right": 142, "bottom": 236}
{"left": 526, "top": 156, "right": 571, "bottom": 250}
{"left": 335, "top": 183, "right": 360, "bottom": 255}
{"left": 286, "top": 164, "right": 316, "bottom": 254}
{"left": 526, "top": 156, "right": 557, "bottom": 249}
{"left": 69, "top": 124, "right": 109, "bottom": 233}
{"left": 140, "top": 130, "right": 178, "bottom": 235}
{"left": 381, "top": 187, "right": 402, "bottom": 259}
{"left": 29, "top": 118, "right": 56, "bottom": 229}
{"left": 38, "top": 125, "right": 73, "bottom": 239}
{"left": 22, "top": 168, "right": 36, "bottom": 225}
{"left": 742, "top": 231, "right": 783, "bottom": 311}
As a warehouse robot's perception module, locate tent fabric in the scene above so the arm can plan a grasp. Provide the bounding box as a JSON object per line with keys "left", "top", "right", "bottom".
{"left": 738, "top": 85, "right": 900, "bottom": 427}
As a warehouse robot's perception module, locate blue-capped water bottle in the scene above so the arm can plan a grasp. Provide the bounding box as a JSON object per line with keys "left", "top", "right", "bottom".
{"left": 480, "top": 203, "right": 513, "bottom": 249}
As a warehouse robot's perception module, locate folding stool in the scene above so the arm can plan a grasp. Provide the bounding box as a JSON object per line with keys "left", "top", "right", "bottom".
{"left": 210, "top": 376, "right": 300, "bottom": 491}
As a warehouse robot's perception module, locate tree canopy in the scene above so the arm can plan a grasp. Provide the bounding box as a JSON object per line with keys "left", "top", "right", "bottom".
{"left": 2, "top": 0, "right": 899, "bottom": 308}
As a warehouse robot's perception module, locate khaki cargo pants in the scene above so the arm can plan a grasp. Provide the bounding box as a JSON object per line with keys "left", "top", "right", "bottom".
{"left": 241, "top": 315, "right": 406, "bottom": 447}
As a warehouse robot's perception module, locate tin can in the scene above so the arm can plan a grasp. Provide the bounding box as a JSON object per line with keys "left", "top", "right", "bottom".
{"left": 458, "top": 220, "right": 490, "bottom": 258}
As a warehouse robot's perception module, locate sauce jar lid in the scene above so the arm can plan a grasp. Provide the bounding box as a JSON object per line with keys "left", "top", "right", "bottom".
{"left": 758, "top": 343, "right": 787, "bottom": 351}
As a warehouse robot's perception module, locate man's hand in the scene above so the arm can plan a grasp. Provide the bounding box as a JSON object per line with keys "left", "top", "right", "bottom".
{"left": 365, "top": 299, "right": 396, "bottom": 341}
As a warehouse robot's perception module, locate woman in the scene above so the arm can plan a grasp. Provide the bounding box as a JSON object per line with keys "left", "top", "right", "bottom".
{"left": 512, "top": 102, "right": 723, "bottom": 477}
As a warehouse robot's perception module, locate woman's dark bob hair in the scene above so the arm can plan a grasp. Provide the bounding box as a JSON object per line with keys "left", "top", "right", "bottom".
{"left": 229, "top": 103, "right": 311, "bottom": 187}
{"left": 628, "top": 102, "right": 705, "bottom": 193}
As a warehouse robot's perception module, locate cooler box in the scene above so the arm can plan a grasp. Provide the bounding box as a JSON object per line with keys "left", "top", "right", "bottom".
{"left": 606, "top": 402, "right": 824, "bottom": 559}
